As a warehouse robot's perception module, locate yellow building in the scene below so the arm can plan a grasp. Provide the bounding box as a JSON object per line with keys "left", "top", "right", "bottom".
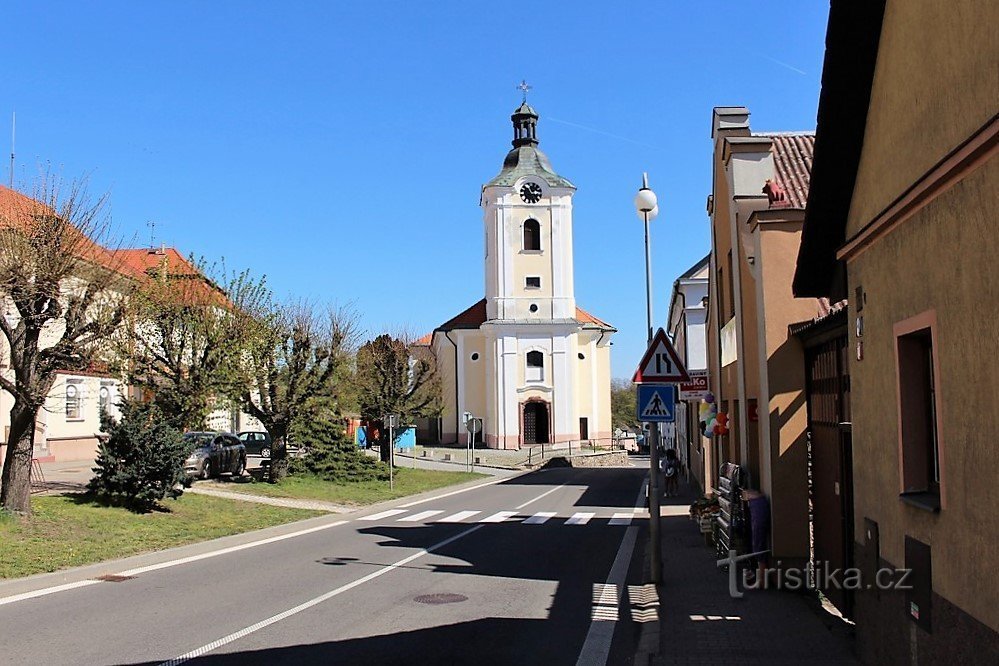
{"left": 705, "top": 107, "right": 823, "bottom": 568}
{"left": 426, "top": 102, "right": 614, "bottom": 449}
{"left": 794, "top": 1, "right": 998, "bottom": 662}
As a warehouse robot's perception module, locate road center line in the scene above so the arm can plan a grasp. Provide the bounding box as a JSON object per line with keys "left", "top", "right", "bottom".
{"left": 515, "top": 484, "right": 564, "bottom": 510}
{"left": 398, "top": 475, "right": 511, "bottom": 508}
{"left": 158, "top": 523, "right": 486, "bottom": 666}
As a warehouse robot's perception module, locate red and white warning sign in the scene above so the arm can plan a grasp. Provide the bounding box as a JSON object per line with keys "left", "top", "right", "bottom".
{"left": 632, "top": 328, "right": 690, "bottom": 383}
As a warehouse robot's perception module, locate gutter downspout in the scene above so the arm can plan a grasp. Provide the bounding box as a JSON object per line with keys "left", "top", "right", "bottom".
{"left": 443, "top": 330, "right": 459, "bottom": 444}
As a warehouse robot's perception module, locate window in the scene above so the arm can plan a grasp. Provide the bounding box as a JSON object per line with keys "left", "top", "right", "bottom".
{"left": 525, "top": 276, "right": 541, "bottom": 289}
{"left": 523, "top": 219, "right": 541, "bottom": 251}
{"left": 65, "top": 380, "right": 82, "bottom": 420}
{"left": 896, "top": 318, "right": 941, "bottom": 507}
{"left": 470, "top": 352, "right": 479, "bottom": 361}
{"left": 529, "top": 303, "right": 539, "bottom": 313}
{"left": 579, "top": 417, "right": 589, "bottom": 440}
{"left": 578, "top": 352, "right": 585, "bottom": 360}
{"left": 526, "top": 350, "right": 544, "bottom": 382}
{"left": 99, "top": 381, "right": 113, "bottom": 414}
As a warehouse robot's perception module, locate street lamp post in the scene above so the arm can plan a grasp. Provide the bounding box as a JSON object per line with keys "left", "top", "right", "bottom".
{"left": 635, "top": 173, "right": 663, "bottom": 584}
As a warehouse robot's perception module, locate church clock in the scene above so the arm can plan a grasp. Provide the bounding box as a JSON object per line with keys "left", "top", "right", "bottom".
{"left": 519, "top": 182, "right": 542, "bottom": 203}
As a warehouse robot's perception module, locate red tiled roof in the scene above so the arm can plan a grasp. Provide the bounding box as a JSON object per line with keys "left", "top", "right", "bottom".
{"left": 576, "top": 306, "right": 614, "bottom": 329}
{"left": 414, "top": 333, "right": 433, "bottom": 346}
{"left": 755, "top": 133, "right": 815, "bottom": 209}
{"left": 114, "top": 247, "right": 201, "bottom": 279}
{"left": 431, "top": 298, "right": 614, "bottom": 333}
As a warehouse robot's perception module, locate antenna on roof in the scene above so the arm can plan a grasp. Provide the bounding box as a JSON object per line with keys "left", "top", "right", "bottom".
{"left": 8, "top": 111, "right": 14, "bottom": 189}
{"left": 147, "top": 220, "right": 156, "bottom": 249}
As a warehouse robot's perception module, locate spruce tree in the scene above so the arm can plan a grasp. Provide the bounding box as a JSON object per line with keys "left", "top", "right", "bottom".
{"left": 88, "top": 399, "right": 190, "bottom": 511}
{"left": 290, "top": 416, "right": 388, "bottom": 483}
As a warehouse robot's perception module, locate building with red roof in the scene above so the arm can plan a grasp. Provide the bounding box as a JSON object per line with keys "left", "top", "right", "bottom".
{"left": 421, "top": 103, "right": 615, "bottom": 449}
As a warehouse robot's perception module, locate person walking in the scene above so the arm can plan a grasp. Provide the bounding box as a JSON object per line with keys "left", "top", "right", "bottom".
{"left": 663, "top": 448, "right": 679, "bottom": 497}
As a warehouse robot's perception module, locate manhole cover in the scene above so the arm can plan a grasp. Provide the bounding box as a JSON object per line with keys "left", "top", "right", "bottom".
{"left": 414, "top": 593, "right": 467, "bottom": 605}
{"left": 94, "top": 574, "right": 135, "bottom": 582}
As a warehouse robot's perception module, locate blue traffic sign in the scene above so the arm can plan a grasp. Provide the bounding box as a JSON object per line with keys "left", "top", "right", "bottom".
{"left": 636, "top": 384, "right": 676, "bottom": 423}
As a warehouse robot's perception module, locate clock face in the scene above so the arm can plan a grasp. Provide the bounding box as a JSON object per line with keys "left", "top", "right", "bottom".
{"left": 519, "top": 182, "right": 543, "bottom": 204}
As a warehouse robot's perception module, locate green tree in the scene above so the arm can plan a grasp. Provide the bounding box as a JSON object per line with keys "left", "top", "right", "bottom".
{"left": 121, "top": 258, "right": 270, "bottom": 430}
{"left": 354, "top": 333, "right": 441, "bottom": 451}
{"left": 289, "top": 414, "right": 388, "bottom": 483}
{"left": 234, "top": 303, "right": 358, "bottom": 482}
{"left": 88, "top": 399, "right": 189, "bottom": 512}
{"left": 610, "top": 379, "right": 640, "bottom": 431}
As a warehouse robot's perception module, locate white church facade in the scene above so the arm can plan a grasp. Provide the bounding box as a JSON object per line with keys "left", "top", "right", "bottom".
{"left": 423, "top": 102, "right": 614, "bottom": 449}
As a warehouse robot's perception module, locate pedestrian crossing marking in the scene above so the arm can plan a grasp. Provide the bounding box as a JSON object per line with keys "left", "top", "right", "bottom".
{"left": 480, "top": 511, "right": 519, "bottom": 523}
{"left": 608, "top": 513, "right": 633, "bottom": 525}
{"left": 438, "top": 510, "right": 481, "bottom": 523}
{"left": 523, "top": 511, "right": 557, "bottom": 525}
{"left": 399, "top": 510, "right": 444, "bottom": 522}
{"left": 359, "top": 509, "right": 408, "bottom": 521}
{"left": 565, "top": 512, "right": 595, "bottom": 525}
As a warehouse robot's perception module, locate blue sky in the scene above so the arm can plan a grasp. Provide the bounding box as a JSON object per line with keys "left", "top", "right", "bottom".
{"left": 2, "top": 1, "right": 829, "bottom": 377}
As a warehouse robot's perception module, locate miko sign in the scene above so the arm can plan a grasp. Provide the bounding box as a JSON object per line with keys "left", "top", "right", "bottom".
{"left": 632, "top": 328, "right": 690, "bottom": 383}
{"left": 637, "top": 384, "right": 676, "bottom": 423}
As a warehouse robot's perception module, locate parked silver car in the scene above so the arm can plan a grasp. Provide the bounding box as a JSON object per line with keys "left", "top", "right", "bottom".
{"left": 183, "top": 432, "right": 246, "bottom": 481}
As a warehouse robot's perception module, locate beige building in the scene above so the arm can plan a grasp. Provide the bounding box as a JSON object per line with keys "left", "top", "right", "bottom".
{"left": 425, "top": 102, "right": 615, "bottom": 449}
{"left": 0, "top": 185, "right": 260, "bottom": 463}
{"left": 794, "top": 1, "right": 998, "bottom": 662}
{"left": 705, "top": 107, "right": 823, "bottom": 567}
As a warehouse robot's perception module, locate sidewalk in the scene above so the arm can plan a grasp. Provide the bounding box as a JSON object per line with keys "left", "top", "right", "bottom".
{"left": 647, "top": 482, "right": 857, "bottom": 665}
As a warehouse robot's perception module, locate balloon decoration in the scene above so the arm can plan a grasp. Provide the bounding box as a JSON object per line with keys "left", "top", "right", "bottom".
{"left": 698, "top": 391, "right": 730, "bottom": 436}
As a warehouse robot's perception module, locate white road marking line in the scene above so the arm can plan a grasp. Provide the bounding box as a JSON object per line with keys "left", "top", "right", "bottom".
{"left": 523, "top": 511, "right": 557, "bottom": 525}
{"left": 398, "top": 475, "right": 511, "bottom": 508}
{"left": 608, "top": 513, "right": 633, "bottom": 526}
{"left": 576, "top": 478, "right": 647, "bottom": 666}
{"left": 398, "top": 510, "right": 444, "bottom": 522}
{"left": 0, "top": 580, "right": 100, "bottom": 608}
{"left": 0, "top": 519, "right": 349, "bottom": 608}
{"left": 437, "top": 510, "right": 480, "bottom": 523}
{"left": 358, "top": 509, "right": 407, "bottom": 521}
{"left": 479, "top": 511, "right": 519, "bottom": 523}
{"left": 565, "top": 512, "right": 595, "bottom": 525}
{"left": 158, "top": 524, "right": 485, "bottom": 666}
{"left": 515, "top": 485, "right": 563, "bottom": 510}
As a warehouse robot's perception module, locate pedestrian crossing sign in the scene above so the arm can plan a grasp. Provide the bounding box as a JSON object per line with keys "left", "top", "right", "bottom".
{"left": 636, "top": 384, "right": 676, "bottom": 423}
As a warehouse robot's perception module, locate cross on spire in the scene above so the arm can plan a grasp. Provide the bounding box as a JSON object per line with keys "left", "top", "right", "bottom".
{"left": 517, "top": 79, "right": 532, "bottom": 103}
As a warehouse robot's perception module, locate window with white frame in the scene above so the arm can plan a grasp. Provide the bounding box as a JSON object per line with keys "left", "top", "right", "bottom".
{"left": 525, "top": 276, "right": 541, "bottom": 289}
{"left": 99, "top": 381, "right": 114, "bottom": 415}
{"left": 526, "top": 350, "right": 544, "bottom": 382}
{"left": 65, "top": 380, "right": 83, "bottom": 420}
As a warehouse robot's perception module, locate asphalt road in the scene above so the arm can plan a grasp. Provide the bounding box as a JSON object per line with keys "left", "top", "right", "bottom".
{"left": 0, "top": 462, "right": 653, "bottom": 666}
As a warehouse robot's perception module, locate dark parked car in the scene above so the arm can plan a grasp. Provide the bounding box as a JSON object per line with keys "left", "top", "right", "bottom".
{"left": 237, "top": 430, "right": 272, "bottom": 458}
{"left": 183, "top": 432, "right": 246, "bottom": 480}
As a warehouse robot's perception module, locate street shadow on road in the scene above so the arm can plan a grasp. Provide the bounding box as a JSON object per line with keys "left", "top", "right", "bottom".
{"left": 496, "top": 466, "right": 649, "bottom": 510}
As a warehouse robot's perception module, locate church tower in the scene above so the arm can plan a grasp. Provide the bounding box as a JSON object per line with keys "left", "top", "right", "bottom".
{"left": 424, "top": 99, "right": 614, "bottom": 450}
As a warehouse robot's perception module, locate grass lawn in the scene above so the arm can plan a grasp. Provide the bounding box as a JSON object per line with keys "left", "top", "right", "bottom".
{"left": 0, "top": 493, "right": 322, "bottom": 580}
{"left": 219, "top": 467, "right": 486, "bottom": 506}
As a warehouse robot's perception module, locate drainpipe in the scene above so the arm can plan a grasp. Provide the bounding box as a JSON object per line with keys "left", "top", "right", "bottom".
{"left": 443, "top": 330, "right": 459, "bottom": 444}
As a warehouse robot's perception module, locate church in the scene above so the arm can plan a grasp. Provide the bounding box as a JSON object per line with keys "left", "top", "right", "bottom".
{"left": 422, "top": 101, "right": 615, "bottom": 449}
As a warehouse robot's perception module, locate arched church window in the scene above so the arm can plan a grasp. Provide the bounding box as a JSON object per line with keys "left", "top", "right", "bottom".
{"left": 526, "top": 350, "right": 544, "bottom": 382}
{"left": 523, "top": 219, "right": 541, "bottom": 251}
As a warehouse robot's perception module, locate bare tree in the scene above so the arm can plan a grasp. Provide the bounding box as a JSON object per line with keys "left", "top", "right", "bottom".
{"left": 0, "top": 178, "right": 131, "bottom": 514}
{"left": 120, "top": 258, "right": 270, "bottom": 430}
{"left": 354, "top": 333, "right": 441, "bottom": 443}
{"left": 234, "top": 302, "right": 359, "bottom": 482}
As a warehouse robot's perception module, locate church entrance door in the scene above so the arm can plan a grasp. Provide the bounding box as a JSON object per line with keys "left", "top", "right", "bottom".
{"left": 523, "top": 401, "right": 550, "bottom": 445}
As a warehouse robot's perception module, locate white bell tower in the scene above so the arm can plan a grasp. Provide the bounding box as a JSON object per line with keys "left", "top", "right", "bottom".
{"left": 481, "top": 102, "right": 576, "bottom": 322}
